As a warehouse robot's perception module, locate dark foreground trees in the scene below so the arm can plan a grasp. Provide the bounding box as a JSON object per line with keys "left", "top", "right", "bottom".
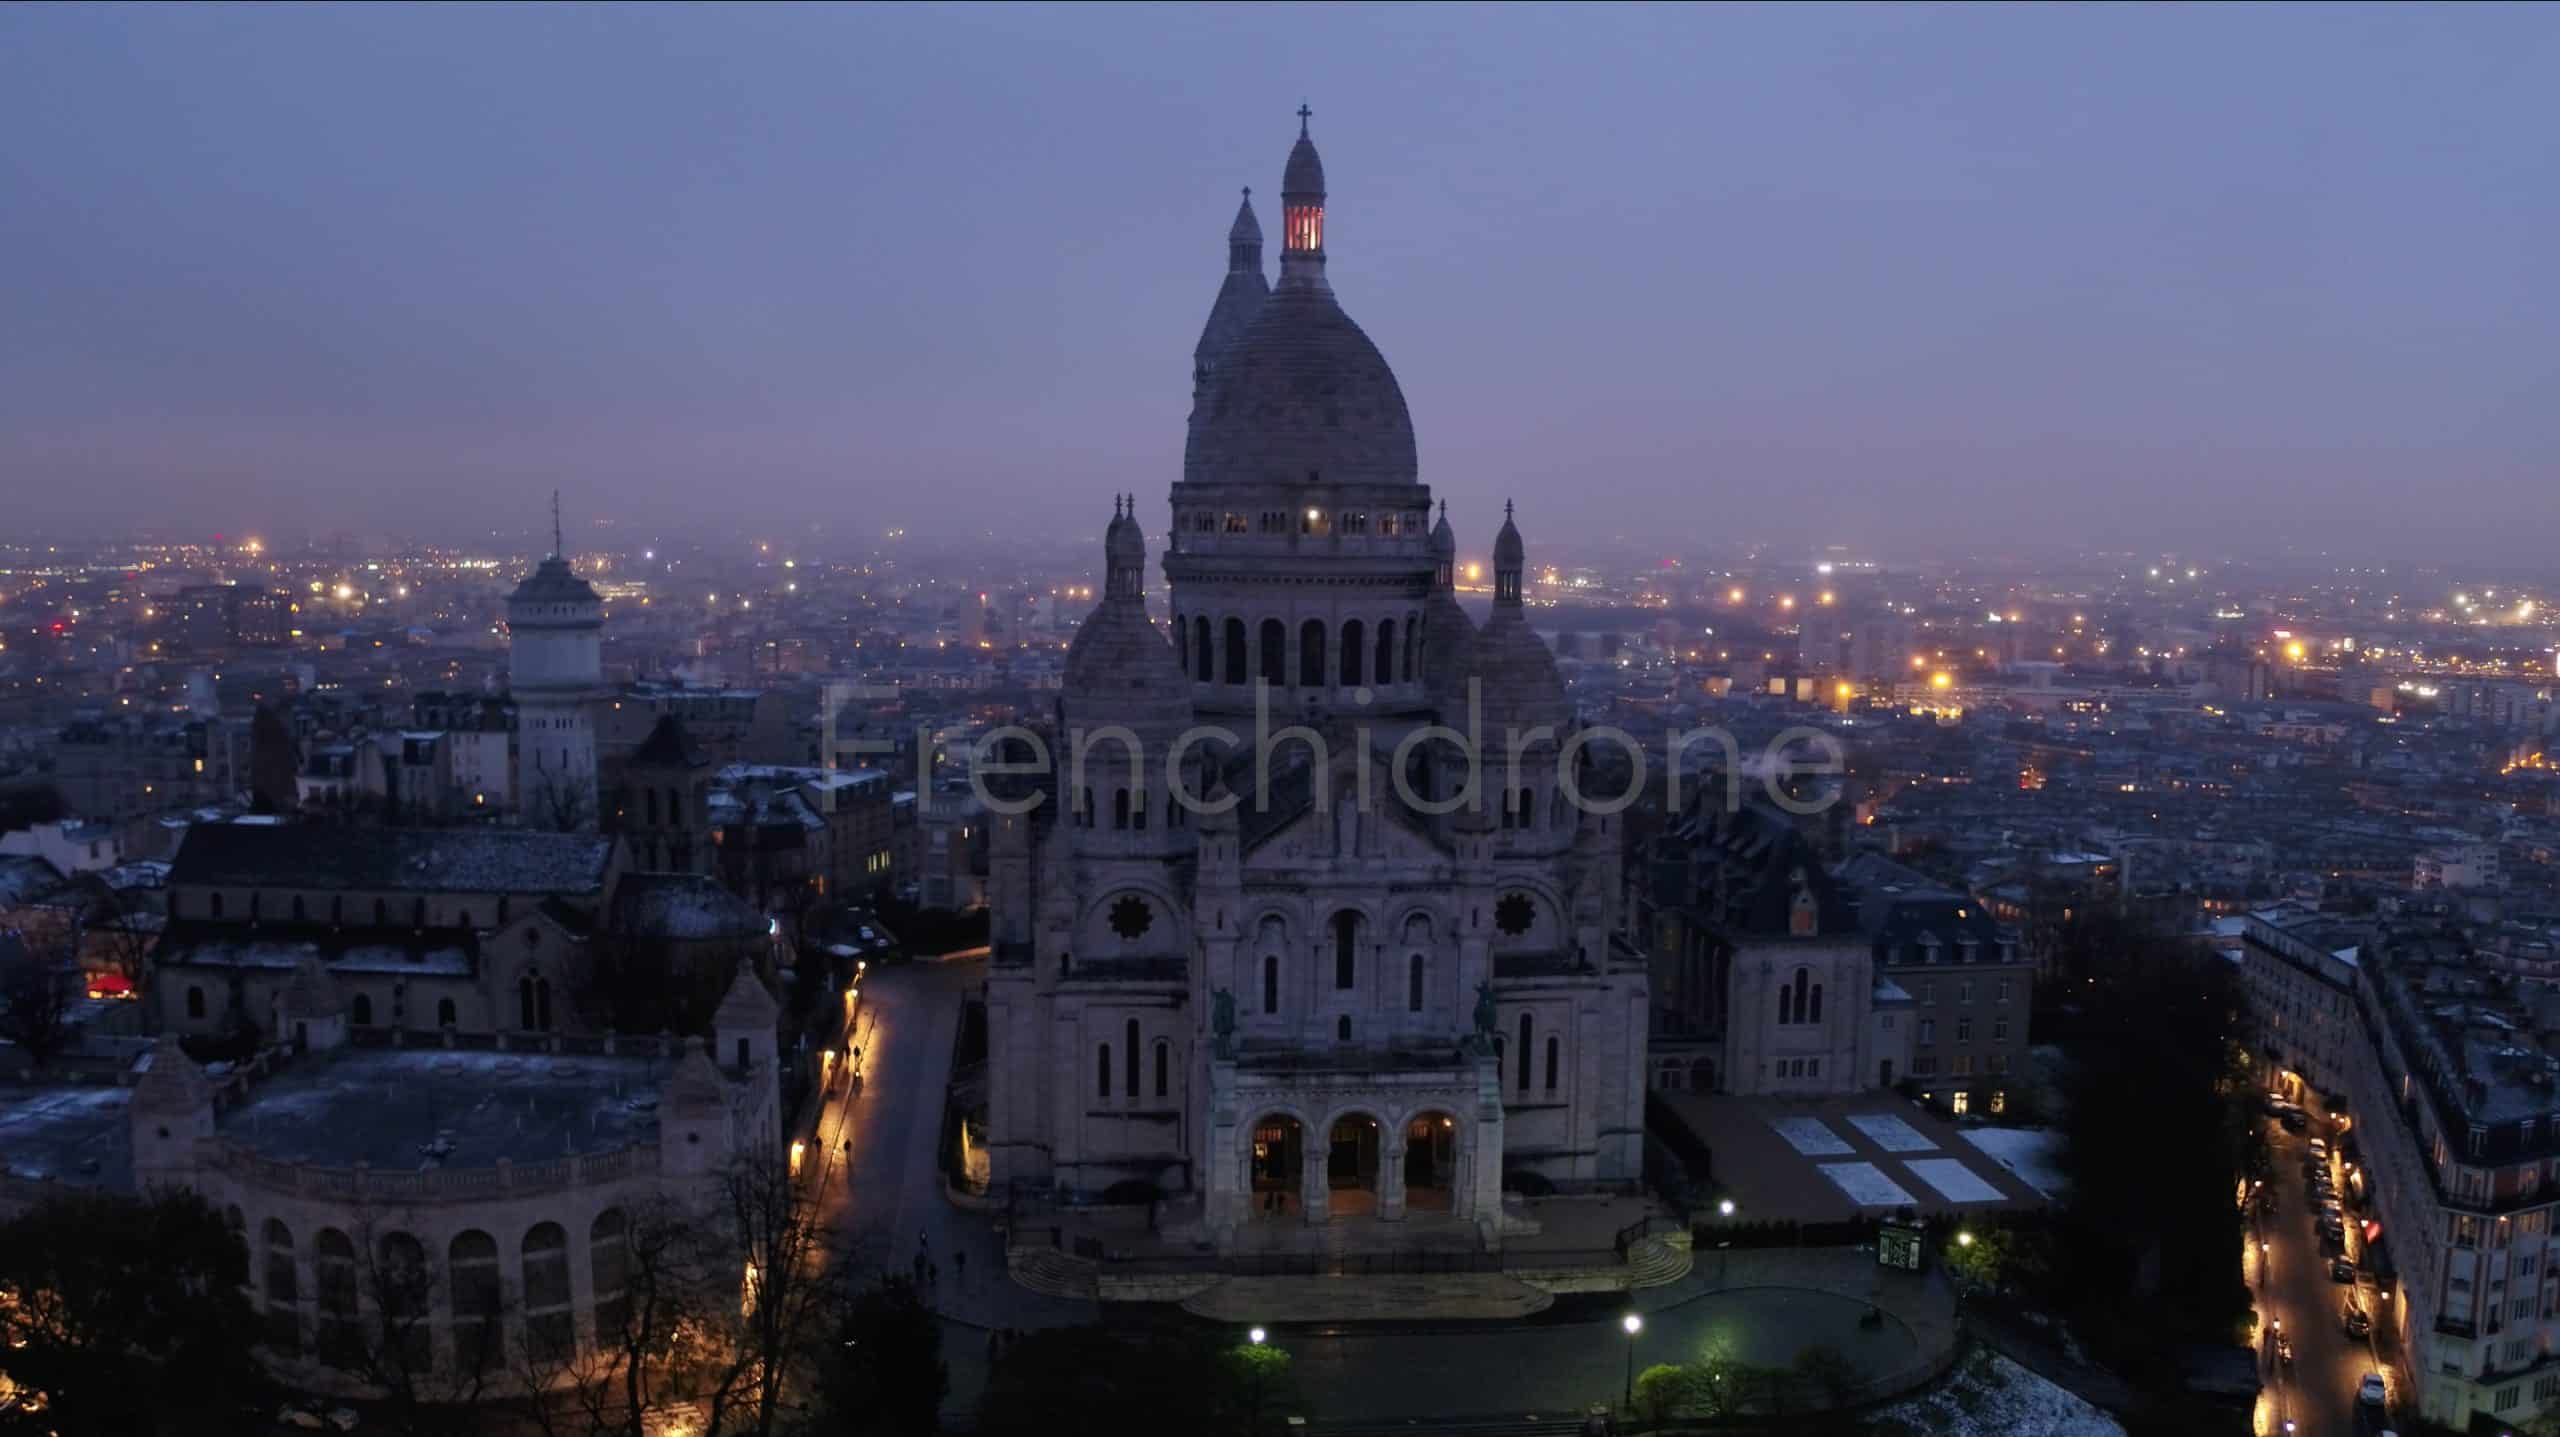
{"left": 0, "top": 1189, "right": 271, "bottom": 1434}
{"left": 806, "top": 1274, "right": 945, "bottom": 1435}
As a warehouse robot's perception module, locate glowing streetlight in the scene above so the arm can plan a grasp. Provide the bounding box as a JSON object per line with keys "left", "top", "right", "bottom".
{"left": 1622, "top": 1313, "right": 1643, "bottom": 1410}
{"left": 1956, "top": 1230, "right": 1975, "bottom": 1248}
{"left": 1248, "top": 1326, "right": 1266, "bottom": 1345}
{"left": 1718, "top": 1199, "right": 1736, "bottom": 1218}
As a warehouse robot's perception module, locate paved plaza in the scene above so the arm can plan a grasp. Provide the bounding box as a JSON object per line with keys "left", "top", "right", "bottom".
{"left": 1665, "top": 1090, "right": 2050, "bottom": 1226}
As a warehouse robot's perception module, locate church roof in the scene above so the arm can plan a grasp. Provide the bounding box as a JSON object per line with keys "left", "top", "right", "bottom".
{"left": 1283, "top": 118, "right": 1325, "bottom": 198}
{"left": 1469, "top": 609, "right": 1572, "bottom": 734}
{"left": 168, "top": 824, "right": 615, "bottom": 897}
{"left": 630, "top": 714, "right": 710, "bottom": 770}
{"left": 1185, "top": 283, "right": 1417, "bottom": 489}
{"left": 1228, "top": 188, "right": 1263, "bottom": 246}
{"left": 508, "top": 555, "right": 599, "bottom": 607}
{"left": 611, "top": 873, "right": 765, "bottom": 943}
{"left": 1062, "top": 507, "right": 1191, "bottom": 734}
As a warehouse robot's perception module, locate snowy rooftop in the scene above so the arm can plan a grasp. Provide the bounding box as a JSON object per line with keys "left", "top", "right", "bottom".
{"left": 168, "top": 825, "right": 614, "bottom": 897}
{"left": 0, "top": 1084, "right": 134, "bottom": 1190}
{"left": 220, "top": 1047, "right": 676, "bottom": 1171}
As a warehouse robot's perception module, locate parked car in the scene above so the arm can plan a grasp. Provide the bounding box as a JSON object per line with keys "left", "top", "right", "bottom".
{"left": 2358, "top": 1372, "right": 2388, "bottom": 1406}
{"left": 2344, "top": 1302, "right": 2371, "bottom": 1337}
{"left": 2332, "top": 1256, "right": 2357, "bottom": 1282}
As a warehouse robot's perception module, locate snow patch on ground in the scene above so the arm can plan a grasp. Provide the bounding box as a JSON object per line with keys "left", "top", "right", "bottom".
{"left": 1816, "top": 1160, "right": 1916, "bottom": 1207}
{"left": 1960, "top": 1126, "right": 2070, "bottom": 1199}
{"left": 1770, "top": 1115, "right": 1854, "bottom": 1156}
{"left": 1903, "top": 1157, "right": 2007, "bottom": 1203}
{"left": 1847, "top": 1112, "right": 1938, "bottom": 1152}
{"left": 1871, "top": 1351, "right": 2124, "bottom": 1437}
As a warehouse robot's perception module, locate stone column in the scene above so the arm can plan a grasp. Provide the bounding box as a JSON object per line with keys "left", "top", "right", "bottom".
{"left": 1379, "top": 1126, "right": 1409, "bottom": 1221}
{"left": 1301, "top": 1118, "right": 1330, "bottom": 1225}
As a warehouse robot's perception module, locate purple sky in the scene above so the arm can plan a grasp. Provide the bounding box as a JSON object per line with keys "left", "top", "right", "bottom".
{"left": 3, "top": 5, "right": 2554, "bottom": 561}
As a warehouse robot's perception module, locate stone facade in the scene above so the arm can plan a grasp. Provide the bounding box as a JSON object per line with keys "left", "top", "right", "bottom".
{"left": 982, "top": 118, "right": 1648, "bottom": 1254}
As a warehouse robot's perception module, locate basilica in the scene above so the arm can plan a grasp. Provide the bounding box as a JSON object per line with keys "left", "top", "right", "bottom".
{"left": 983, "top": 115, "right": 1649, "bottom": 1251}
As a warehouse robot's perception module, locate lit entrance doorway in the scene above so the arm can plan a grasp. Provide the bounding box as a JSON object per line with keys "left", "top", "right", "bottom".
{"left": 1404, "top": 1113, "right": 1457, "bottom": 1212}
{"left": 1250, "top": 1115, "right": 1304, "bottom": 1219}
{"left": 1327, "top": 1114, "right": 1382, "bottom": 1218}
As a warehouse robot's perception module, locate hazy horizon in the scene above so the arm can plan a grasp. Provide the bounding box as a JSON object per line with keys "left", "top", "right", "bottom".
{"left": 4, "top": 5, "right": 2555, "bottom": 563}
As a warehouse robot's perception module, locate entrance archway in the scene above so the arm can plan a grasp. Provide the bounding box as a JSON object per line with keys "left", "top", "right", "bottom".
{"left": 1249, "top": 1114, "right": 1304, "bottom": 1219}
{"left": 1328, "top": 1114, "right": 1382, "bottom": 1217}
{"left": 1404, "top": 1112, "right": 1458, "bottom": 1213}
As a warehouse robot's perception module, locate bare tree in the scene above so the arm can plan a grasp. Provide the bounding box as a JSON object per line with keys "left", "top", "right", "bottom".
{"left": 0, "top": 923, "right": 81, "bottom": 1068}
{"left": 529, "top": 771, "right": 597, "bottom": 834}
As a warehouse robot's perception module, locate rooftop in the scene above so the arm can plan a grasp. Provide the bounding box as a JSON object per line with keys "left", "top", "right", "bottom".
{"left": 0, "top": 1083, "right": 134, "bottom": 1190}
{"left": 167, "top": 824, "right": 615, "bottom": 897}
{"left": 218, "top": 1045, "right": 676, "bottom": 1171}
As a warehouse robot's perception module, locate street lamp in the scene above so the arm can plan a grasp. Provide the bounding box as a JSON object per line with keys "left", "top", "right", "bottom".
{"left": 1718, "top": 1198, "right": 1736, "bottom": 1218}
{"left": 1956, "top": 1231, "right": 1975, "bottom": 1248}
{"left": 1621, "top": 1313, "right": 1643, "bottom": 1412}
{"left": 1248, "top": 1327, "right": 1266, "bottom": 1345}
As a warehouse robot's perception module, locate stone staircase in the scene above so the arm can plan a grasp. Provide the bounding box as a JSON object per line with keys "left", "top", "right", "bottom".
{"left": 1005, "top": 1243, "right": 1099, "bottom": 1300}
{"left": 1623, "top": 1232, "right": 1693, "bottom": 1289}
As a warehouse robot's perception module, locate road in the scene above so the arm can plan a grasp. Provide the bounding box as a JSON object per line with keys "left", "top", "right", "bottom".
{"left": 2249, "top": 1111, "right": 2395, "bottom": 1437}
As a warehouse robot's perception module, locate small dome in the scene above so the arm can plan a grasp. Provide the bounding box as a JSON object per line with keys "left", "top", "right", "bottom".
{"left": 1228, "top": 188, "right": 1262, "bottom": 246}
{"left": 131, "top": 1035, "right": 211, "bottom": 1114}
{"left": 713, "top": 958, "right": 779, "bottom": 1030}
{"left": 1284, "top": 125, "right": 1325, "bottom": 198}
{"left": 1431, "top": 503, "right": 1455, "bottom": 559}
{"left": 1493, "top": 504, "right": 1524, "bottom": 572}
{"left": 1470, "top": 610, "right": 1573, "bottom": 735}
{"left": 1105, "top": 502, "right": 1144, "bottom": 572}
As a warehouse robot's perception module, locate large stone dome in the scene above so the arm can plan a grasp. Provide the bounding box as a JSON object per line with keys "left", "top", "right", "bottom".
{"left": 1182, "top": 284, "right": 1418, "bottom": 487}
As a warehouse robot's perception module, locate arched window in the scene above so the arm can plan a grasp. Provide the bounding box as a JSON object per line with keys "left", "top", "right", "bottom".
{"left": 1299, "top": 620, "right": 1326, "bottom": 688}
{"left": 1518, "top": 1013, "right": 1534, "bottom": 1093}
{"left": 666, "top": 788, "right": 681, "bottom": 825}
{"left": 518, "top": 976, "right": 536, "bottom": 1030}
{"left": 645, "top": 788, "right": 659, "bottom": 825}
{"left": 1131, "top": 789, "right": 1147, "bottom": 831}
{"left": 591, "top": 1210, "right": 630, "bottom": 1343}
{"left": 1376, "top": 619, "right": 1395, "bottom": 684}
{"left": 1154, "top": 1040, "right": 1170, "bottom": 1098}
{"left": 450, "top": 1231, "right": 500, "bottom": 1373}
{"left": 262, "top": 1219, "right": 300, "bottom": 1357}
{"left": 1337, "top": 1015, "right": 1352, "bottom": 1042}
{"left": 437, "top": 997, "right": 456, "bottom": 1028}
{"left": 1340, "top": 618, "right": 1364, "bottom": 687}
{"left": 186, "top": 985, "right": 206, "bottom": 1020}
{"left": 351, "top": 994, "right": 373, "bottom": 1027}
{"left": 1262, "top": 954, "right": 1279, "bottom": 1014}
{"left": 1545, "top": 1035, "right": 1561, "bottom": 1091}
{"left": 1124, "top": 1019, "right": 1139, "bottom": 1100}
{"left": 1112, "top": 788, "right": 1130, "bottom": 830}
{"left": 1408, "top": 953, "right": 1425, "bottom": 1012}
{"left": 1810, "top": 982, "right": 1823, "bottom": 1024}
{"left": 1404, "top": 612, "right": 1420, "bottom": 682}
{"left": 1518, "top": 788, "right": 1534, "bottom": 830}
{"left": 1097, "top": 1043, "right": 1112, "bottom": 1098}
{"left": 1225, "top": 617, "right": 1249, "bottom": 684}
{"left": 1333, "top": 911, "right": 1358, "bottom": 990}
{"left": 522, "top": 1222, "right": 572, "bottom": 1361}
{"left": 1195, "top": 616, "right": 1213, "bottom": 679}
{"left": 1258, "top": 618, "right": 1286, "bottom": 687}
{"left": 315, "top": 1228, "right": 359, "bottom": 1368}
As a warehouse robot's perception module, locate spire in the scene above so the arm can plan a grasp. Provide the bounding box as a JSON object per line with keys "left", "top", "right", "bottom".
{"left": 1430, "top": 499, "right": 1456, "bottom": 588}
{"left": 550, "top": 489, "right": 563, "bottom": 559}
{"left": 1280, "top": 107, "right": 1327, "bottom": 290}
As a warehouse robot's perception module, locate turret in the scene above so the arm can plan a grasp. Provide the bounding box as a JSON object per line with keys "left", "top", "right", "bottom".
{"left": 130, "top": 1035, "right": 216, "bottom": 1186}
{"left": 1280, "top": 105, "right": 1328, "bottom": 290}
